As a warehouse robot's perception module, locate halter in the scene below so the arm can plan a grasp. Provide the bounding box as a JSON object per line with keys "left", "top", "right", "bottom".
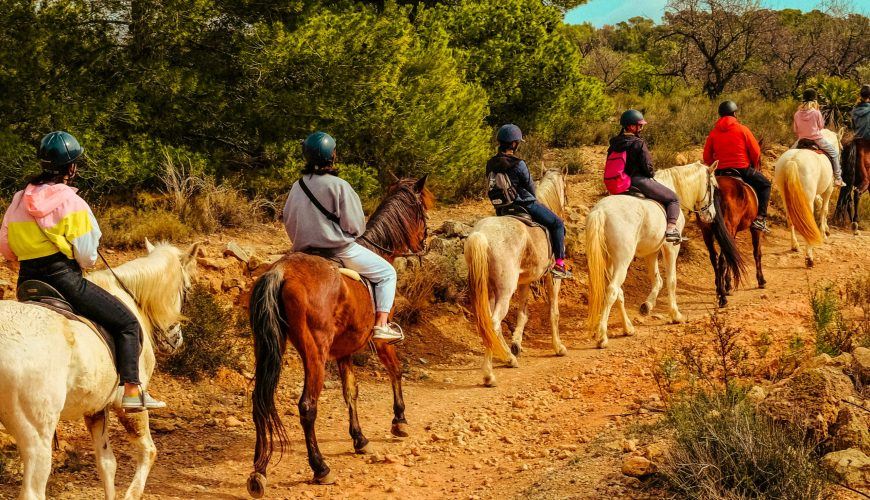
{"left": 358, "top": 190, "right": 430, "bottom": 258}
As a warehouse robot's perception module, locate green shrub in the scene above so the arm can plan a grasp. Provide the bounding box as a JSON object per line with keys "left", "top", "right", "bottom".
{"left": 97, "top": 206, "right": 192, "bottom": 249}
{"left": 163, "top": 283, "right": 241, "bottom": 381}
{"left": 663, "top": 390, "right": 830, "bottom": 499}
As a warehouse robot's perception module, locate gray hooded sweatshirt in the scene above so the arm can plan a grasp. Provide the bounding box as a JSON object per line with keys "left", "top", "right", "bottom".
{"left": 282, "top": 173, "right": 366, "bottom": 251}
{"left": 853, "top": 102, "right": 870, "bottom": 139}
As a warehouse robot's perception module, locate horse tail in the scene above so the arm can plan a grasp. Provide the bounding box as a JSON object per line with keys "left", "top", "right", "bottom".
{"left": 780, "top": 159, "right": 823, "bottom": 245}
{"left": 250, "top": 264, "right": 290, "bottom": 476}
{"left": 710, "top": 190, "right": 746, "bottom": 288}
{"left": 465, "top": 232, "right": 511, "bottom": 361}
{"left": 585, "top": 209, "right": 609, "bottom": 332}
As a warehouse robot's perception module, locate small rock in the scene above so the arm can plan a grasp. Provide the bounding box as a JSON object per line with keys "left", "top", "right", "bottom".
{"left": 622, "top": 455, "right": 657, "bottom": 477}
{"left": 224, "top": 416, "right": 243, "bottom": 428}
{"left": 223, "top": 241, "right": 250, "bottom": 262}
{"left": 822, "top": 448, "right": 870, "bottom": 488}
{"left": 621, "top": 438, "right": 638, "bottom": 453}
{"left": 197, "top": 257, "right": 230, "bottom": 270}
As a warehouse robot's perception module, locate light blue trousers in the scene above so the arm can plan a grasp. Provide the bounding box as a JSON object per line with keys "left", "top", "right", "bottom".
{"left": 794, "top": 138, "right": 841, "bottom": 177}
{"left": 333, "top": 242, "right": 397, "bottom": 313}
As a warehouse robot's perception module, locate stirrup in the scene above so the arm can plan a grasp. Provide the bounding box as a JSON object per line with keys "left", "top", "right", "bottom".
{"left": 751, "top": 218, "right": 770, "bottom": 234}
{"left": 664, "top": 230, "right": 687, "bottom": 245}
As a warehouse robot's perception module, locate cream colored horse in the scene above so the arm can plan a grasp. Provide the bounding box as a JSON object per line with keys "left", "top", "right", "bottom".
{"left": 774, "top": 128, "right": 841, "bottom": 267}
{"left": 0, "top": 241, "right": 198, "bottom": 500}
{"left": 464, "top": 170, "right": 568, "bottom": 387}
{"left": 586, "top": 162, "right": 718, "bottom": 348}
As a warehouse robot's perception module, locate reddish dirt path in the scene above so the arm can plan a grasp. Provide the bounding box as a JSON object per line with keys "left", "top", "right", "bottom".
{"left": 1, "top": 161, "right": 868, "bottom": 499}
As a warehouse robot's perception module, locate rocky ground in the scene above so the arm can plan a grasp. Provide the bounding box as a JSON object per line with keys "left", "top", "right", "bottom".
{"left": 1, "top": 146, "right": 869, "bottom": 499}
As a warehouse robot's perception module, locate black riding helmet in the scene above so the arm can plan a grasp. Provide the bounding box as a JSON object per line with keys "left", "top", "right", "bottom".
{"left": 718, "top": 100, "right": 738, "bottom": 117}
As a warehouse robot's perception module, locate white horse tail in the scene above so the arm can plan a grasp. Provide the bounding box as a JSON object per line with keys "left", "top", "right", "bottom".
{"left": 781, "top": 159, "right": 823, "bottom": 245}
{"left": 585, "top": 209, "right": 609, "bottom": 332}
{"left": 465, "top": 232, "right": 511, "bottom": 361}
{"left": 249, "top": 263, "right": 290, "bottom": 480}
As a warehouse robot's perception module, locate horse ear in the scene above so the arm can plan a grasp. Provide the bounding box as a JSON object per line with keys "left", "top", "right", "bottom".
{"left": 414, "top": 174, "right": 429, "bottom": 192}
{"left": 145, "top": 238, "right": 155, "bottom": 253}
{"left": 184, "top": 241, "right": 204, "bottom": 264}
{"left": 708, "top": 161, "right": 718, "bottom": 174}
{"left": 388, "top": 171, "right": 400, "bottom": 183}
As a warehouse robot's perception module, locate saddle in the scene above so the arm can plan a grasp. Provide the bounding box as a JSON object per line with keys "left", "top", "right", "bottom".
{"left": 715, "top": 169, "right": 758, "bottom": 206}
{"left": 617, "top": 185, "right": 647, "bottom": 199}
{"left": 300, "top": 249, "right": 378, "bottom": 311}
{"left": 16, "top": 280, "right": 116, "bottom": 362}
{"left": 495, "top": 206, "right": 553, "bottom": 258}
{"left": 795, "top": 138, "right": 825, "bottom": 154}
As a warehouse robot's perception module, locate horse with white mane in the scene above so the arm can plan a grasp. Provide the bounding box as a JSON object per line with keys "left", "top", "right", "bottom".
{"left": 774, "top": 128, "right": 842, "bottom": 267}
{"left": 0, "top": 241, "right": 198, "bottom": 500}
{"left": 586, "top": 161, "right": 718, "bottom": 348}
{"left": 464, "top": 169, "right": 569, "bottom": 387}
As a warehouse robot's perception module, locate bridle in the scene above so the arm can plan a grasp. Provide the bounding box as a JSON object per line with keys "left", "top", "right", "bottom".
{"left": 686, "top": 171, "right": 715, "bottom": 219}
{"left": 358, "top": 190, "right": 430, "bottom": 258}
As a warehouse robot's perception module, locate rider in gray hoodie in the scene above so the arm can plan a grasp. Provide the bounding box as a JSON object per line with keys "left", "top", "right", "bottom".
{"left": 853, "top": 85, "right": 870, "bottom": 140}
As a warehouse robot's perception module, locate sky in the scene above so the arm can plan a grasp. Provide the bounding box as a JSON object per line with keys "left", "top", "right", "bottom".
{"left": 564, "top": 0, "right": 863, "bottom": 26}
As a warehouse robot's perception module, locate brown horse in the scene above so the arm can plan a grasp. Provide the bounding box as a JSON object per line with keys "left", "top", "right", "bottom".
{"left": 246, "top": 176, "right": 433, "bottom": 496}
{"left": 834, "top": 137, "right": 870, "bottom": 234}
{"left": 699, "top": 173, "right": 758, "bottom": 308}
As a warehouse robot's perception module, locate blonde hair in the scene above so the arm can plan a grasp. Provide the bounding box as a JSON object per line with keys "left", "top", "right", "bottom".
{"left": 798, "top": 100, "right": 819, "bottom": 111}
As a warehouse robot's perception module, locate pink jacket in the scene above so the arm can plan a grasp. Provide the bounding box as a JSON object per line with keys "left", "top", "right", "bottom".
{"left": 793, "top": 108, "right": 825, "bottom": 140}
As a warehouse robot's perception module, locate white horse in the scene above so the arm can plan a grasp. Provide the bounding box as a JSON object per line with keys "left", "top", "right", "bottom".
{"left": 464, "top": 169, "right": 568, "bottom": 387}
{"left": 774, "top": 128, "right": 842, "bottom": 267}
{"left": 586, "top": 161, "right": 718, "bottom": 348}
{"left": 0, "top": 241, "right": 199, "bottom": 500}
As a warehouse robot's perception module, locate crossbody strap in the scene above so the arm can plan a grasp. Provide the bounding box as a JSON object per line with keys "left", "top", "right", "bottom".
{"left": 299, "top": 177, "right": 341, "bottom": 225}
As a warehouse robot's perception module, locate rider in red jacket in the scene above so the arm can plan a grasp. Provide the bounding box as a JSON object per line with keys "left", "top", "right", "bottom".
{"left": 703, "top": 101, "right": 771, "bottom": 233}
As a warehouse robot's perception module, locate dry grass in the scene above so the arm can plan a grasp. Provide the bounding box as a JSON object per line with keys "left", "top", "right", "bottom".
{"left": 97, "top": 206, "right": 192, "bottom": 249}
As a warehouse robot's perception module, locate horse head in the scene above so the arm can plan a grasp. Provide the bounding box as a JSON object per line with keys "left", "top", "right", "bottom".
{"left": 362, "top": 174, "right": 434, "bottom": 259}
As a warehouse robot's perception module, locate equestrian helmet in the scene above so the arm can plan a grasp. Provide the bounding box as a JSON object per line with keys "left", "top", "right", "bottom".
{"left": 37, "top": 131, "right": 83, "bottom": 169}
{"left": 619, "top": 109, "right": 647, "bottom": 128}
{"left": 302, "top": 131, "right": 336, "bottom": 167}
{"left": 718, "top": 100, "right": 738, "bottom": 117}
{"left": 861, "top": 84, "right": 870, "bottom": 100}
{"left": 496, "top": 124, "right": 524, "bottom": 144}
{"left": 802, "top": 88, "right": 818, "bottom": 102}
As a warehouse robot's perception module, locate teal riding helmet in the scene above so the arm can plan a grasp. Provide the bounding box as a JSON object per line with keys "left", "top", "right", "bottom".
{"left": 38, "top": 131, "right": 83, "bottom": 170}
{"left": 497, "top": 124, "right": 524, "bottom": 144}
{"left": 619, "top": 109, "right": 647, "bottom": 128}
{"left": 302, "top": 132, "right": 337, "bottom": 167}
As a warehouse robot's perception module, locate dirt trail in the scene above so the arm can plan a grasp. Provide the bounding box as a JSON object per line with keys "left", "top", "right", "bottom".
{"left": 1, "top": 159, "right": 868, "bottom": 499}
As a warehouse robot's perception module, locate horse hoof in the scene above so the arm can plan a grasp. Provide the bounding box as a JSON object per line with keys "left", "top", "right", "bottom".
{"left": 718, "top": 300, "right": 728, "bottom": 309}
{"left": 791, "top": 247, "right": 799, "bottom": 253}
{"left": 555, "top": 345, "right": 568, "bottom": 356}
{"left": 247, "top": 472, "right": 267, "bottom": 498}
{"left": 511, "top": 342, "right": 522, "bottom": 356}
{"left": 758, "top": 282, "right": 766, "bottom": 289}
{"left": 639, "top": 303, "right": 650, "bottom": 316}
{"left": 507, "top": 355, "right": 519, "bottom": 368}
{"left": 597, "top": 338, "right": 608, "bottom": 349}
{"left": 483, "top": 374, "right": 497, "bottom": 387}
{"left": 806, "top": 258, "right": 814, "bottom": 268}
{"left": 391, "top": 423, "right": 410, "bottom": 438}
{"left": 356, "top": 443, "right": 373, "bottom": 454}
{"left": 314, "top": 471, "right": 336, "bottom": 485}
{"left": 624, "top": 329, "right": 636, "bottom": 337}
{"left": 672, "top": 315, "right": 686, "bottom": 324}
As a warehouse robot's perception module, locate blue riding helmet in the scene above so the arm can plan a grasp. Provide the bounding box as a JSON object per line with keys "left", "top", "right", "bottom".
{"left": 38, "top": 131, "right": 83, "bottom": 169}
{"left": 497, "top": 124, "right": 524, "bottom": 144}
{"left": 302, "top": 132, "right": 337, "bottom": 167}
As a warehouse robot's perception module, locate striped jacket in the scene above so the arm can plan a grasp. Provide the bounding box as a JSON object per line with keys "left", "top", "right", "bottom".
{"left": 0, "top": 183, "right": 101, "bottom": 268}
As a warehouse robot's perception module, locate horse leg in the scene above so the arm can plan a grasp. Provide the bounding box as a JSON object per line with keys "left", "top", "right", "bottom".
{"left": 702, "top": 228, "right": 726, "bottom": 308}
{"left": 640, "top": 254, "right": 662, "bottom": 315}
{"left": 788, "top": 216, "right": 800, "bottom": 252}
{"left": 598, "top": 264, "right": 628, "bottom": 349}
{"left": 819, "top": 190, "right": 833, "bottom": 238}
{"left": 298, "top": 357, "right": 332, "bottom": 484}
{"left": 548, "top": 277, "right": 567, "bottom": 355}
{"left": 373, "top": 343, "right": 410, "bottom": 438}
{"left": 7, "top": 409, "right": 57, "bottom": 500}
{"left": 662, "top": 244, "right": 684, "bottom": 324}
{"left": 337, "top": 356, "right": 370, "bottom": 453}
{"left": 751, "top": 229, "right": 766, "bottom": 289}
{"left": 116, "top": 409, "right": 156, "bottom": 500}
{"left": 85, "top": 411, "right": 117, "bottom": 500}
{"left": 491, "top": 291, "right": 518, "bottom": 368}
{"left": 720, "top": 254, "right": 733, "bottom": 296}
{"left": 854, "top": 189, "right": 861, "bottom": 234}
{"left": 617, "top": 288, "right": 635, "bottom": 337}
{"left": 510, "top": 284, "right": 531, "bottom": 356}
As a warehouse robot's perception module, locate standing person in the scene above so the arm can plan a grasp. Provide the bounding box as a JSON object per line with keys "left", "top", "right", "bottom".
{"left": 0, "top": 131, "right": 164, "bottom": 410}
{"left": 282, "top": 131, "right": 404, "bottom": 343}
{"left": 703, "top": 100, "right": 772, "bottom": 233}
{"left": 793, "top": 88, "right": 845, "bottom": 186}
{"left": 486, "top": 124, "right": 573, "bottom": 279}
{"left": 852, "top": 84, "right": 870, "bottom": 192}
{"left": 607, "top": 109, "right": 685, "bottom": 243}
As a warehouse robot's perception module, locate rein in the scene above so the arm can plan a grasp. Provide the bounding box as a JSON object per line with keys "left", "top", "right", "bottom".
{"left": 359, "top": 191, "right": 430, "bottom": 258}
{"left": 685, "top": 172, "right": 715, "bottom": 217}
{"left": 98, "top": 250, "right": 139, "bottom": 304}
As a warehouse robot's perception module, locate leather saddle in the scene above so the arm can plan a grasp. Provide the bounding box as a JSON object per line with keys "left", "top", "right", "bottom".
{"left": 795, "top": 138, "right": 826, "bottom": 154}
{"left": 17, "top": 280, "right": 116, "bottom": 362}
{"left": 617, "top": 185, "right": 647, "bottom": 199}
{"left": 494, "top": 206, "right": 553, "bottom": 257}
{"left": 715, "top": 169, "right": 758, "bottom": 205}
{"left": 300, "top": 249, "right": 378, "bottom": 311}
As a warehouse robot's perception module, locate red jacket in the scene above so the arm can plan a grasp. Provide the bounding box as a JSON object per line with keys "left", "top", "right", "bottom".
{"left": 703, "top": 116, "right": 761, "bottom": 170}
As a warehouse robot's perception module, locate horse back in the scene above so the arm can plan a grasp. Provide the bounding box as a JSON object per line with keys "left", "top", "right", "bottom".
{"left": 471, "top": 216, "right": 550, "bottom": 281}
{"left": 716, "top": 176, "right": 757, "bottom": 232}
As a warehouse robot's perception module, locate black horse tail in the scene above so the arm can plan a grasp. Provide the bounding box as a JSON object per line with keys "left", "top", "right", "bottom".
{"left": 835, "top": 141, "right": 857, "bottom": 224}
{"left": 710, "top": 190, "right": 746, "bottom": 288}
{"left": 250, "top": 264, "right": 289, "bottom": 475}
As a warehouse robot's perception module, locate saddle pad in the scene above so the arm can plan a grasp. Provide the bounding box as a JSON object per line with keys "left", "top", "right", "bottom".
{"left": 24, "top": 300, "right": 116, "bottom": 362}
{"left": 338, "top": 268, "right": 362, "bottom": 282}
{"left": 337, "top": 268, "right": 376, "bottom": 312}
{"left": 716, "top": 173, "right": 759, "bottom": 207}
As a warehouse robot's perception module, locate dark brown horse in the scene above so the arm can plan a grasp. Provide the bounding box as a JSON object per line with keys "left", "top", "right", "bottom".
{"left": 699, "top": 174, "right": 754, "bottom": 308}
{"left": 834, "top": 137, "right": 870, "bottom": 234}
{"left": 246, "top": 176, "right": 433, "bottom": 496}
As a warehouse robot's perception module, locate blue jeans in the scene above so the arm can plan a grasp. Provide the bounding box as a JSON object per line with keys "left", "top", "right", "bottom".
{"left": 19, "top": 253, "right": 142, "bottom": 384}
{"left": 521, "top": 202, "right": 566, "bottom": 260}
{"left": 333, "top": 242, "right": 397, "bottom": 314}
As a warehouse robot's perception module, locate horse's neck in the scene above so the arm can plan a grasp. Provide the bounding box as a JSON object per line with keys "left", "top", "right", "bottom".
{"left": 656, "top": 166, "right": 704, "bottom": 207}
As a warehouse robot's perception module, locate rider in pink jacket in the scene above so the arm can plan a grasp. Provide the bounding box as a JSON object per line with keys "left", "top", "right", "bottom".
{"left": 793, "top": 88, "right": 844, "bottom": 187}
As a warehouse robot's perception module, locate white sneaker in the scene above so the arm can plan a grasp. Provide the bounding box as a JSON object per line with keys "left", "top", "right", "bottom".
{"left": 372, "top": 323, "right": 404, "bottom": 344}
{"left": 834, "top": 177, "right": 846, "bottom": 187}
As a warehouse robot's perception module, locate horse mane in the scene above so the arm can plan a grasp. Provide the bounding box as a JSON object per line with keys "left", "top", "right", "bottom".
{"left": 537, "top": 170, "right": 566, "bottom": 216}
{"left": 88, "top": 243, "right": 187, "bottom": 334}
{"left": 360, "top": 179, "right": 434, "bottom": 254}
{"left": 655, "top": 162, "right": 706, "bottom": 206}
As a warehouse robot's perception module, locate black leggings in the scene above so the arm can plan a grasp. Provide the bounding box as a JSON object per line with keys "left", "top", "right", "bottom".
{"left": 630, "top": 177, "right": 681, "bottom": 225}
{"left": 19, "top": 254, "right": 142, "bottom": 384}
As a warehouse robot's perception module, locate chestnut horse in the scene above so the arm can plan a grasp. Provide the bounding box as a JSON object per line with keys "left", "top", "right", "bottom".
{"left": 247, "top": 176, "right": 432, "bottom": 496}
{"left": 834, "top": 137, "right": 870, "bottom": 234}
